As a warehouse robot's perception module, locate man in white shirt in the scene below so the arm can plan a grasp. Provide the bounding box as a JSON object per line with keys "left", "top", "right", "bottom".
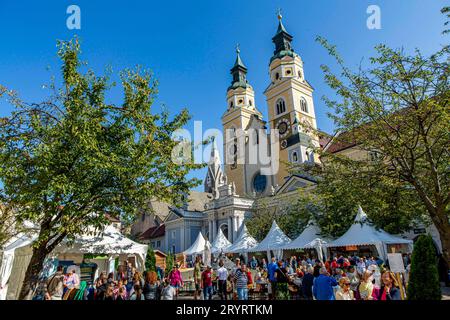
{"left": 217, "top": 260, "right": 229, "bottom": 300}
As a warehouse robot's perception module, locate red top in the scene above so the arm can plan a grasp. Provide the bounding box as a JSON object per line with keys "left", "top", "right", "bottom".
{"left": 202, "top": 270, "right": 212, "bottom": 287}
{"left": 246, "top": 271, "right": 253, "bottom": 285}
{"left": 381, "top": 288, "right": 387, "bottom": 301}
{"left": 331, "top": 261, "right": 340, "bottom": 269}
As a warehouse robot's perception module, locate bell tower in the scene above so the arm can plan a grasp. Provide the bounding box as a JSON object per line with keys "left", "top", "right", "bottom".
{"left": 264, "top": 11, "right": 320, "bottom": 187}
{"left": 222, "top": 45, "right": 264, "bottom": 196}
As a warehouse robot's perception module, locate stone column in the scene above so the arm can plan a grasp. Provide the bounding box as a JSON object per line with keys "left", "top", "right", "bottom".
{"left": 232, "top": 216, "right": 238, "bottom": 241}
{"left": 208, "top": 220, "right": 212, "bottom": 242}
{"left": 228, "top": 216, "right": 233, "bottom": 242}
{"left": 212, "top": 219, "right": 217, "bottom": 242}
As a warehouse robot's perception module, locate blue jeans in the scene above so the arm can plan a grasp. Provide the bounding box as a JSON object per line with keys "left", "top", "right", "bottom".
{"left": 237, "top": 287, "right": 248, "bottom": 300}
{"left": 203, "top": 286, "right": 212, "bottom": 300}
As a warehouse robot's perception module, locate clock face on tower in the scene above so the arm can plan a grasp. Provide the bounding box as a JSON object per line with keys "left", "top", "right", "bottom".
{"left": 275, "top": 117, "right": 290, "bottom": 139}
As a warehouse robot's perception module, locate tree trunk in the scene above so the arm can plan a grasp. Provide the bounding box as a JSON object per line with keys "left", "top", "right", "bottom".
{"left": 17, "top": 243, "right": 48, "bottom": 300}
{"left": 429, "top": 206, "right": 450, "bottom": 285}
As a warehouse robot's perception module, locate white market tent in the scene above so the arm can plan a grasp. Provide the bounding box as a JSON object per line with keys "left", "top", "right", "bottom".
{"left": 0, "top": 225, "right": 148, "bottom": 300}
{"left": 247, "top": 221, "right": 291, "bottom": 261}
{"left": 283, "top": 221, "right": 322, "bottom": 250}
{"left": 0, "top": 233, "right": 36, "bottom": 300}
{"left": 53, "top": 225, "right": 148, "bottom": 270}
{"left": 282, "top": 221, "right": 328, "bottom": 262}
{"left": 210, "top": 228, "right": 232, "bottom": 255}
{"left": 247, "top": 221, "right": 291, "bottom": 253}
{"left": 226, "top": 224, "right": 259, "bottom": 254}
{"left": 325, "top": 206, "right": 413, "bottom": 260}
{"left": 183, "top": 231, "right": 211, "bottom": 256}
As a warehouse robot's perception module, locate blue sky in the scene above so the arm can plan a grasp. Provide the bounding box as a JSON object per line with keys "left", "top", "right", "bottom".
{"left": 0, "top": 0, "right": 448, "bottom": 190}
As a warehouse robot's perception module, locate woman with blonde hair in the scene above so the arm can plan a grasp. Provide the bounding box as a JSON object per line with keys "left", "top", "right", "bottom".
{"left": 133, "top": 271, "right": 144, "bottom": 288}
{"left": 335, "top": 277, "right": 355, "bottom": 300}
{"left": 358, "top": 270, "right": 374, "bottom": 300}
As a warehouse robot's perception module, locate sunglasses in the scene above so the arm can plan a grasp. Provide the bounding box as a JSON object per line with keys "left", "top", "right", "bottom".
{"left": 344, "top": 283, "right": 351, "bottom": 286}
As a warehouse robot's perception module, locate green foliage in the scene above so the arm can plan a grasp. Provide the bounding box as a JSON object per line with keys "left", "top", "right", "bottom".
{"left": 442, "top": 6, "right": 450, "bottom": 34}
{"left": 407, "top": 235, "right": 441, "bottom": 300}
{"left": 308, "top": 34, "right": 450, "bottom": 259}
{"left": 165, "top": 252, "right": 175, "bottom": 275}
{"left": 0, "top": 202, "right": 29, "bottom": 248}
{"left": 247, "top": 194, "right": 311, "bottom": 241}
{"left": 289, "top": 162, "right": 427, "bottom": 238}
{"left": 145, "top": 245, "right": 156, "bottom": 272}
{"left": 0, "top": 37, "right": 204, "bottom": 297}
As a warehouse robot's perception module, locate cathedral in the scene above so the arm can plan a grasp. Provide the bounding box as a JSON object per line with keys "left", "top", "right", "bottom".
{"left": 131, "top": 13, "right": 324, "bottom": 254}
{"left": 130, "top": 13, "right": 443, "bottom": 257}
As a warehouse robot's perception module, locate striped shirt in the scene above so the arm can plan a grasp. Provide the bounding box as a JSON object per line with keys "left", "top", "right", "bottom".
{"left": 234, "top": 269, "right": 248, "bottom": 289}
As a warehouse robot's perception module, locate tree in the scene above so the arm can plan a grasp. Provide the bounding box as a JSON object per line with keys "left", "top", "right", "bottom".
{"left": 145, "top": 245, "right": 156, "bottom": 272}
{"left": 290, "top": 161, "right": 427, "bottom": 238}
{"left": 165, "top": 252, "right": 174, "bottom": 275}
{"left": 247, "top": 194, "right": 311, "bottom": 241}
{"left": 407, "top": 235, "right": 441, "bottom": 300}
{"left": 0, "top": 201, "right": 33, "bottom": 248}
{"left": 311, "top": 32, "right": 449, "bottom": 266}
{"left": 0, "top": 38, "right": 203, "bottom": 299}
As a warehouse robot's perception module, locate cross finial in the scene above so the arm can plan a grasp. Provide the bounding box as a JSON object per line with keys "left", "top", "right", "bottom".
{"left": 235, "top": 43, "right": 240, "bottom": 54}
{"left": 277, "top": 8, "right": 282, "bottom": 20}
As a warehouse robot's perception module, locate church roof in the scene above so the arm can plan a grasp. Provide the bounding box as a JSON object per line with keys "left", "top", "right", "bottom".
{"left": 233, "top": 50, "right": 247, "bottom": 70}
{"left": 139, "top": 224, "right": 165, "bottom": 240}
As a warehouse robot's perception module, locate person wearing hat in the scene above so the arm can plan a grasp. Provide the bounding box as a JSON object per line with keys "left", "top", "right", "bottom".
{"left": 201, "top": 265, "right": 213, "bottom": 300}
{"left": 168, "top": 263, "right": 183, "bottom": 299}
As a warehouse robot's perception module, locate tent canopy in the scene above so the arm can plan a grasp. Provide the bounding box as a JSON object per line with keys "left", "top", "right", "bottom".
{"left": 52, "top": 225, "right": 148, "bottom": 270}
{"left": 183, "top": 231, "right": 211, "bottom": 256}
{"left": 282, "top": 220, "right": 323, "bottom": 250}
{"left": 325, "top": 206, "right": 413, "bottom": 259}
{"left": 210, "top": 228, "right": 232, "bottom": 254}
{"left": 226, "top": 224, "right": 258, "bottom": 254}
{"left": 248, "top": 221, "right": 291, "bottom": 252}
{"left": 1, "top": 225, "right": 147, "bottom": 300}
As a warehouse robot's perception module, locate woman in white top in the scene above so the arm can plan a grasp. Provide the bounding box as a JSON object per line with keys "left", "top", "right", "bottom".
{"left": 335, "top": 277, "right": 355, "bottom": 300}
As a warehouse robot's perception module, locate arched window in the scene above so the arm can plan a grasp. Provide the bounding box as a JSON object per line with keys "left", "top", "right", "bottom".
{"left": 249, "top": 99, "right": 252, "bottom": 106}
{"left": 220, "top": 224, "right": 229, "bottom": 240}
{"left": 300, "top": 98, "right": 308, "bottom": 113}
{"left": 252, "top": 173, "right": 267, "bottom": 194}
{"left": 230, "top": 101, "right": 234, "bottom": 109}
{"left": 275, "top": 98, "right": 286, "bottom": 115}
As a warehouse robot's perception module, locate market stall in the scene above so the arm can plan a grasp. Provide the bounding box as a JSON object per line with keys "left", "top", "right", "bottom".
{"left": 210, "top": 228, "right": 232, "bottom": 256}
{"left": 247, "top": 221, "right": 291, "bottom": 260}
{"left": 325, "top": 206, "right": 413, "bottom": 260}
{"left": 282, "top": 221, "right": 328, "bottom": 262}
{"left": 183, "top": 231, "right": 211, "bottom": 257}
{"left": 0, "top": 225, "right": 148, "bottom": 300}
{"left": 225, "top": 224, "right": 258, "bottom": 256}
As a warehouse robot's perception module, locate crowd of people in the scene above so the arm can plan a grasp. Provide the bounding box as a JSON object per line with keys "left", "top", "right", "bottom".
{"left": 43, "top": 253, "right": 411, "bottom": 301}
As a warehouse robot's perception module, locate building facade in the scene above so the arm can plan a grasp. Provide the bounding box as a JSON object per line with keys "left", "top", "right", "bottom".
{"left": 132, "top": 13, "right": 442, "bottom": 255}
